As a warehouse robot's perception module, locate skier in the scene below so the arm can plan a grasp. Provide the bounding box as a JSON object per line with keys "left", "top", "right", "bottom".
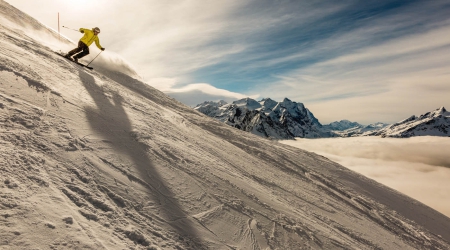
{"left": 65, "top": 27, "right": 105, "bottom": 62}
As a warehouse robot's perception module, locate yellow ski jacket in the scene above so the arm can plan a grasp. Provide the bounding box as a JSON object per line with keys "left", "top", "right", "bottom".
{"left": 79, "top": 28, "right": 103, "bottom": 49}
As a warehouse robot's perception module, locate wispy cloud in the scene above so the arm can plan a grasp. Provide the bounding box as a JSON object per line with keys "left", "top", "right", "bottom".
{"left": 257, "top": 2, "right": 450, "bottom": 123}
{"left": 263, "top": 25, "right": 450, "bottom": 123}
{"left": 164, "top": 83, "right": 258, "bottom": 107}
{"left": 8, "top": 0, "right": 450, "bottom": 120}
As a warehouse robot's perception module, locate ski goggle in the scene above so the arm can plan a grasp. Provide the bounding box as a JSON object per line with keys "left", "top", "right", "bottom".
{"left": 93, "top": 28, "right": 100, "bottom": 33}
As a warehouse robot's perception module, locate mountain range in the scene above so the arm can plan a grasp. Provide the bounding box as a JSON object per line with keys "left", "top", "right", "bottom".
{"left": 195, "top": 98, "right": 449, "bottom": 139}
{"left": 195, "top": 97, "right": 331, "bottom": 139}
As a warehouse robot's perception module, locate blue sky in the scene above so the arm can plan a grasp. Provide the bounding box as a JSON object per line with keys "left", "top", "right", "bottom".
{"left": 8, "top": 0, "right": 450, "bottom": 124}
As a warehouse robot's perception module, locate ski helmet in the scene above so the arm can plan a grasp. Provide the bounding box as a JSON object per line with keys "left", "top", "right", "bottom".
{"left": 93, "top": 27, "right": 100, "bottom": 33}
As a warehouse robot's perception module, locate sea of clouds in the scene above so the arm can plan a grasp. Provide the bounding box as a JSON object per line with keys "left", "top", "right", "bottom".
{"left": 281, "top": 136, "right": 450, "bottom": 218}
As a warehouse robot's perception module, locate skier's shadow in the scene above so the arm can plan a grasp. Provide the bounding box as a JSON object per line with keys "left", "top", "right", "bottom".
{"left": 77, "top": 70, "right": 205, "bottom": 249}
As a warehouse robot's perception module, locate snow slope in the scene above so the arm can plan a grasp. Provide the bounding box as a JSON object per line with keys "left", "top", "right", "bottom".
{"left": 364, "top": 107, "right": 450, "bottom": 138}
{"left": 1, "top": 1, "right": 450, "bottom": 249}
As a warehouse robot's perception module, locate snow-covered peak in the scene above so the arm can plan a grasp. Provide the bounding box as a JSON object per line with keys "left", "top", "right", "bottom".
{"left": 425, "top": 106, "right": 449, "bottom": 118}
{"left": 258, "top": 98, "right": 277, "bottom": 110}
{"left": 194, "top": 100, "right": 227, "bottom": 108}
{"left": 259, "top": 97, "right": 274, "bottom": 102}
{"left": 271, "top": 98, "right": 305, "bottom": 117}
{"left": 323, "top": 120, "right": 363, "bottom": 131}
{"left": 282, "top": 97, "right": 293, "bottom": 103}
{"left": 231, "top": 97, "right": 262, "bottom": 110}
{"left": 193, "top": 100, "right": 229, "bottom": 118}
{"left": 365, "top": 107, "right": 450, "bottom": 137}
{"left": 279, "top": 97, "right": 304, "bottom": 109}
{"left": 217, "top": 99, "right": 228, "bottom": 106}
{"left": 437, "top": 106, "right": 447, "bottom": 113}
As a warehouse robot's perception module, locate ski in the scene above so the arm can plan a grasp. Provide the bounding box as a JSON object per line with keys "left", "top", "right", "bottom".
{"left": 55, "top": 52, "right": 93, "bottom": 70}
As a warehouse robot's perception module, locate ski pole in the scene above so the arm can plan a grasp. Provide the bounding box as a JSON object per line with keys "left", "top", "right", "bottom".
{"left": 62, "top": 26, "right": 78, "bottom": 32}
{"left": 87, "top": 51, "right": 103, "bottom": 67}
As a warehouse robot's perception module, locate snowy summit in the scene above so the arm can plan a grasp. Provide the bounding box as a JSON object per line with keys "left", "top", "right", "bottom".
{"left": 364, "top": 107, "right": 450, "bottom": 137}
{"left": 1, "top": 1, "right": 450, "bottom": 249}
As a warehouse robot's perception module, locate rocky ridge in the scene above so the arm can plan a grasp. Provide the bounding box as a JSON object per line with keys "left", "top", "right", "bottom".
{"left": 364, "top": 107, "right": 450, "bottom": 137}
{"left": 195, "top": 98, "right": 332, "bottom": 139}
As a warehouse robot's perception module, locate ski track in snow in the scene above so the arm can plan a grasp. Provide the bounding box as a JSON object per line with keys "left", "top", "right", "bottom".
{"left": 1, "top": 1, "right": 450, "bottom": 249}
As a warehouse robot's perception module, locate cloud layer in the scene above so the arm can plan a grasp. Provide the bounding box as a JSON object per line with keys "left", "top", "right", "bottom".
{"left": 281, "top": 136, "right": 450, "bottom": 217}
{"left": 164, "top": 83, "right": 259, "bottom": 107}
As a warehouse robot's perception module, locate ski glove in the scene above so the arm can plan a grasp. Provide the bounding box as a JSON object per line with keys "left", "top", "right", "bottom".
{"left": 80, "top": 30, "right": 84, "bottom": 33}
{"left": 101, "top": 48, "right": 105, "bottom": 51}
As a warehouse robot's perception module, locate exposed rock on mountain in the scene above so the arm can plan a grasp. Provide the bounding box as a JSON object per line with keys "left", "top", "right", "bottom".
{"left": 195, "top": 98, "right": 332, "bottom": 139}
{"left": 333, "top": 122, "right": 389, "bottom": 137}
{"left": 196, "top": 101, "right": 448, "bottom": 139}
{"left": 365, "top": 107, "right": 450, "bottom": 137}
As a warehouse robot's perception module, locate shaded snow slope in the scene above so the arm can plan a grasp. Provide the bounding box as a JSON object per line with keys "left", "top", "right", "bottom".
{"left": 365, "top": 107, "right": 450, "bottom": 137}
{"left": 1, "top": 1, "right": 450, "bottom": 249}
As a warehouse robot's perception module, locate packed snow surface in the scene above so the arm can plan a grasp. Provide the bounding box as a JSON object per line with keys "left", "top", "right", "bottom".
{"left": 1, "top": 1, "right": 450, "bottom": 249}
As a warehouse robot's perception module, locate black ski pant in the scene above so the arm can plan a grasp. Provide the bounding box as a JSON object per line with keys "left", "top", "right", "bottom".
{"left": 67, "top": 41, "right": 89, "bottom": 59}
